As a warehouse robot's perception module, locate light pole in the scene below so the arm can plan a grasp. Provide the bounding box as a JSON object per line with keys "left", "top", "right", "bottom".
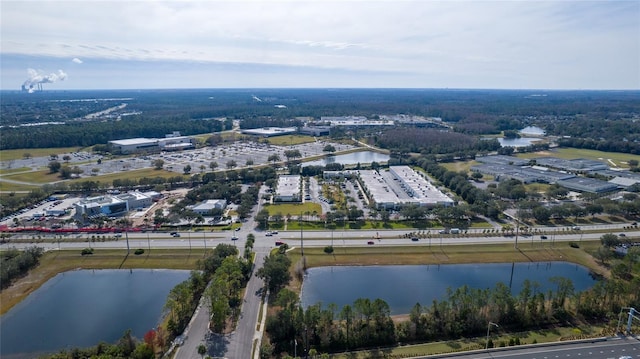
{"left": 485, "top": 321, "right": 499, "bottom": 350}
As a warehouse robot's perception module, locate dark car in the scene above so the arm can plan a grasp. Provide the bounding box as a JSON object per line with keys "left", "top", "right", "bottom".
{"left": 411, "top": 237, "right": 419, "bottom": 241}
{"left": 541, "top": 235, "right": 548, "bottom": 240}
{"left": 367, "top": 241, "right": 375, "bottom": 245}
{"left": 275, "top": 241, "right": 284, "bottom": 246}
{"left": 235, "top": 227, "right": 241, "bottom": 231}
{"left": 619, "top": 233, "right": 626, "bottom": 237}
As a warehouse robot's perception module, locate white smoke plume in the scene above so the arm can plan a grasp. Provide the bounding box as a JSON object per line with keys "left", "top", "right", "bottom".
{"left": 21, "top": 68, "right": 68, "bottom": 92}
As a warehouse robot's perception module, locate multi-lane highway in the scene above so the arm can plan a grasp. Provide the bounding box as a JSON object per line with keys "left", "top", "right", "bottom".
{"left": 423, "top": 336, "right": 639, "bottom": 359}
{"left": 2, "top": 219, "right": 637, "bottom": 359}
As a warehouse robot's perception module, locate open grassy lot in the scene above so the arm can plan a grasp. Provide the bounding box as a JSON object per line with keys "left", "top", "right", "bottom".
{"left": 0, "top": 147, "right": 88, "bottom": 161}
{"left": 517, "top": 148, "right": 640, "bottom": 168}
{"left": 0, "top": 248, "right": 202, "bottom": 315}
{"left": 263, "top": 202, "right": 322, "bottom": 216}
{"left": 267, "top": 134, "right": 316, "bottom": 146}
{"left": 441, "top": 160, "right": 479, "bottom": 173}
{"left": 0, "top": 167, "right": 34, "bottom": 175}
{"left": 0, "top": 181, "right": 40, "bottom": 192}
{"left": 2, "top": 169, "right": 62, "bottom": 184}
{"left": 72, "top": 168, "right": 183, "bottom": 185}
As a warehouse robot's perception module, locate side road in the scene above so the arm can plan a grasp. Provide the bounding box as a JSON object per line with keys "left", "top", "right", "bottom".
{"left": 175, "top": 250, "right": 268, "bottom": 359}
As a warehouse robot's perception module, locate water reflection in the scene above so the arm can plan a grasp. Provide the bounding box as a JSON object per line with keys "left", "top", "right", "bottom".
{"left": 0, "top": 269, "right": 190, "bottom": 358}
{"left": 301, "top": 262, "right": 596, "bottom": 315}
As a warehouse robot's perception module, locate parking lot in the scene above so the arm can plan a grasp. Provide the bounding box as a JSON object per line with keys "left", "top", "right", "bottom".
{"left": 65, "top": 139, "right": 356, "bottom": 177}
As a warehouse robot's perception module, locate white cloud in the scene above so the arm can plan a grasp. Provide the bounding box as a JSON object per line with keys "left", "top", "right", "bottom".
{"left": 1, "top": 1, "right": 638, "bottom": 89}
{"left": 72, "top": 57, "right": 83, "bottom": 64}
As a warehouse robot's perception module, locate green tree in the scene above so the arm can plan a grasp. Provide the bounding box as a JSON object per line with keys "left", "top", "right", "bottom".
{"left": 153, "top": 159, "right": 165, "bottom": 170}
{"left": 256, "top": 252, "right": 292, "bottom": 293}
{"left": 48, "top": 160, "right": 62, "bottom": 173}
{"left": 197, "top": 344, "right": 207, "bottom": 358}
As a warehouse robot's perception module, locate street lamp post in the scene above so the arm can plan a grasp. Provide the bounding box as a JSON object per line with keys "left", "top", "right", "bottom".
{"left": 485, "top": 321, "right": 499, "bottom": 350}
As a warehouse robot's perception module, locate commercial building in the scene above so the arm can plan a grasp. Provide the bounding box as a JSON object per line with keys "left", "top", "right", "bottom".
{"left": 275, "top": 175, "right": 301, "bottom": 202}
{"left": 109, "top": 138, "right": 159, "bottom": 154}
{"left": 109, "top": 135, "right": 195, "bottom": 154}
{"left": 240, "top": 127, "right": 297, "bottom": 137}
{"left": 357, "top": 166, "right": 454, "bottom": 210}
{"left": 299, "top": 126, "right": 331, "bottom": 136}
{"left": 534, "top": 157, "right": 608, "bottom": 172}
{"left": 74, "top": 195, "right": 129, "bottom": 220}
{"left": 73, "top": 191, "right": 156, "bottom": 220}
{"left": 556, "top": 177, "right": 619, "bottom": 193}
{"left": 116, "top": 191, "right": 153, "bottom": 210}
{"left": 191, "top": 199, "right": 227, "bottom": 216}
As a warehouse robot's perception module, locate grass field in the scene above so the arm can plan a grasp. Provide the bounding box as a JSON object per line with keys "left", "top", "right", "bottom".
{"left": 0, "top": 182, "right": 39, "bottom": 192}
{"left": 2, "top": 169, "right": 62, "bottom": 184}
{"left": 72, "top": 168, "right": 183, "bottom": 184}
{"left": 267, "top": 134, "right": 317, "bottom": 146}
{"left": 262, "top": 202, "right": 322, "bottom": 216}
{"left": 0, "top": 248, "right": 203, "bottom": 315}
{"left": 0, "top": 147, "right": 89, "bottom": 161}
{"left": 441, "top": 160, "right": 479, "bottom": 173}
{"left": 0, "top": 167, "right": 34, "bottom": 175}
{"left": 517, "top": 148, "right": 640, "bottom": 168}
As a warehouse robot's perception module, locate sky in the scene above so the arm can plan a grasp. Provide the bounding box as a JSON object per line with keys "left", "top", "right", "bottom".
{"left": 1, "top": 0, "right": 639, "bottom": 91}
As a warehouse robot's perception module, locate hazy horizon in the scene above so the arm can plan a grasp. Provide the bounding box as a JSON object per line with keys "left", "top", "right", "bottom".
{"left": 2, "top": 1, "right": 638, "bottom": 91}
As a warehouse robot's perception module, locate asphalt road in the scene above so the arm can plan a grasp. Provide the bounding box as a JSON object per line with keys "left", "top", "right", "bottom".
{"left": 421, "top": 336, "right": 639, "bottom": 359}
{"left": 2, "top": 217, "right": 638, "bottom": 359}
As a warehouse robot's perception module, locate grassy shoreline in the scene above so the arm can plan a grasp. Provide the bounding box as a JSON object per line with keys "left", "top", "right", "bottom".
{"left": 2, "top": 241, "right": 607, "bottom": 317}
{"left": 0, "top": 248, "right": 203, "bottom": 315}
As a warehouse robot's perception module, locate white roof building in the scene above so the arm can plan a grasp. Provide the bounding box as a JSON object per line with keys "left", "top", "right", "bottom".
{"left": 275, "top": 175, "right": 301, "bottom": 202}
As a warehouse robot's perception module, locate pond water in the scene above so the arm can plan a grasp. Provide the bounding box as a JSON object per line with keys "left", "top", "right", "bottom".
{"left": 0, "top": 269, "right": 190, "bottom": 359}
{"left": 303, "top": 151, "right": 390, "bottom": 167}
{"left": 301, "top": 262, "right": 596, "bottom": 315}
{"left": 498, "top": 137, "right": 541, "bottom": 147}
{"left": 519, "top": 126, "right": 546, "bottom": 136}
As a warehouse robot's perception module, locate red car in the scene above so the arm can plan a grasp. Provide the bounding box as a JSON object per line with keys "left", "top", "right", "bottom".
{"left": 275, "top": 241, "right": 284, "bottom": 246}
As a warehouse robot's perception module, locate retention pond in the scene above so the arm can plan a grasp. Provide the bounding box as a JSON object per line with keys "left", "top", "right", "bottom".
{"left": 301, "top": 262, "right": 596, "bottom": 315}
{"left": 0, "top": 269, "right": 190, "bottom": 359}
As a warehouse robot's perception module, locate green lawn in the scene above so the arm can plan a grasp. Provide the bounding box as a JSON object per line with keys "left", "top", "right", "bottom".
{"left": 263, "top": 202, "right": 322, "bottom": 216}
{"left": 267, "top": 135, "right": 317, "bottom": 146}
{"left": 0, "top": 146, "right": 88, "bottom": 161}
{"left": 518, "top": 148, "right": 640, "bottom": 168}
{"left": 2, "top": 169, "right": 62, "bottom": 184}
{"left": 0, "top": 182, "right": 40, "bottom": 192}
{"left": 72, "top": 168, "right": 183, "bottom": 184}
{"left": 0, "top": 167, "right": 34, "bottom": 175}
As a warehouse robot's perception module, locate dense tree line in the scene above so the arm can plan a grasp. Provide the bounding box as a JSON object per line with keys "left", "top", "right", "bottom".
{"left": 262, "top": 244, "right": 639, "bottom": 357}
{"left": 558, "top": 137, "right": 640, "bottom": 155}
{"left": 373, "top": 128, "right": 500, "bottom": 155}
{"left": 165, "top": 243, "right": 250, "bottom": 339}
{"left": 0, "top": 246, "right": 44, "bottom": 289}
{"left": 0, "top": 116, "right": 224, "bottom": 150}
{"left": 44, "top": 329, "right": 154, "bottom": 359}
{"left": 4, "top": 89, "right": 638, "bottom": 150}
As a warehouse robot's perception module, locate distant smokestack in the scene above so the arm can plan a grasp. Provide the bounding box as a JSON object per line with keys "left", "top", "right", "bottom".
{"left": 21, "top": 68, "right": 67, "bottom": 92}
